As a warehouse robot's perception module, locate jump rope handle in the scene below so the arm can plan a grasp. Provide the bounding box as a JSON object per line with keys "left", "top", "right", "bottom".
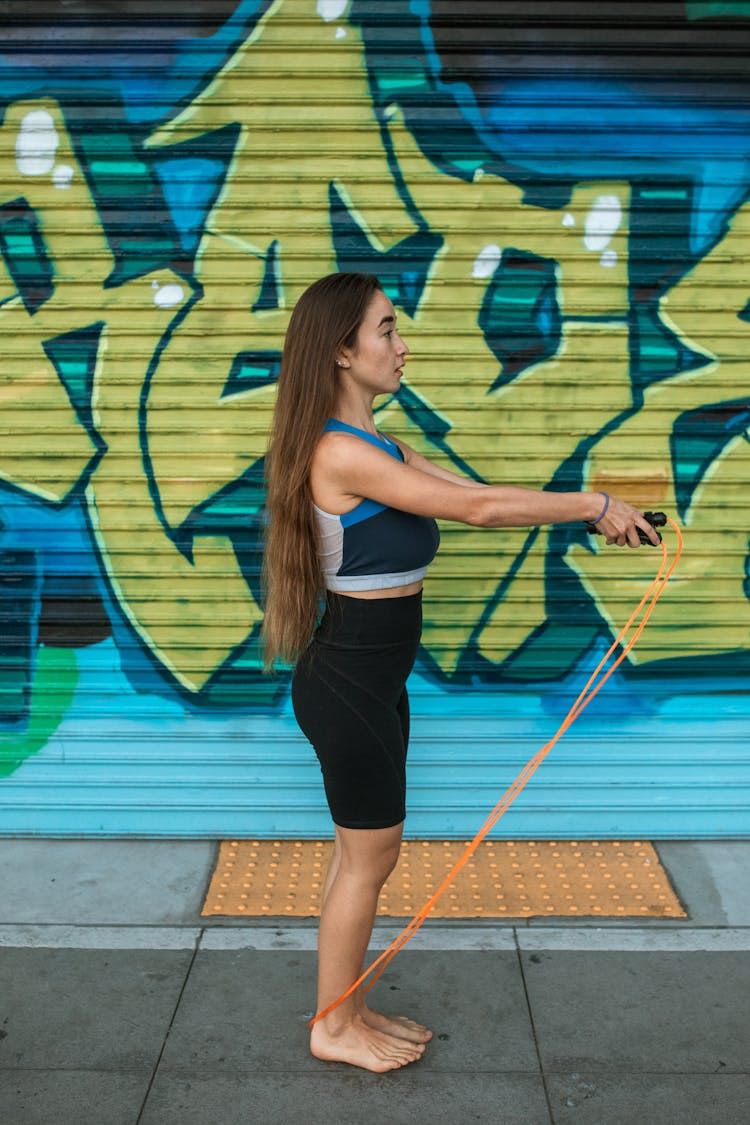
{"left": 585, "top": 509, "right": 667, "bottom": 546}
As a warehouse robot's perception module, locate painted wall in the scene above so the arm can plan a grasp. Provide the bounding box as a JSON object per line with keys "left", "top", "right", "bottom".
{"left": 0, "top": 0, "right": 748, "bottom": 837}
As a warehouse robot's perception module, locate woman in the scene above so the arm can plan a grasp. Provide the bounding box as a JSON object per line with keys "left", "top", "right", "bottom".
{"left": 262, "top": 272, "right": 659, "bottom": 1074}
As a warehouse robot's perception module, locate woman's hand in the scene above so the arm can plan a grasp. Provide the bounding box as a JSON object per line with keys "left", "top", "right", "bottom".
{"left": 592, "top": 494, "right": 661, "bottom": 548}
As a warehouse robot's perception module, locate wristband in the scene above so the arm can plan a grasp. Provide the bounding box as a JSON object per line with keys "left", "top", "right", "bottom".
{"left": 591, "top": 491, "right": 609, "bottom": 524}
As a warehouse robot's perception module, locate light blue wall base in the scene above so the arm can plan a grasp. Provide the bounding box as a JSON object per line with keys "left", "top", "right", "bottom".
{"left": 1, "top": 641, "right": 747, "bottom": 839}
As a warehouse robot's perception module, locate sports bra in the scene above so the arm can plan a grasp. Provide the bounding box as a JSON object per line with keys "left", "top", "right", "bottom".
{"left": 313, "top": 419, "right": 440, "bottom": 592}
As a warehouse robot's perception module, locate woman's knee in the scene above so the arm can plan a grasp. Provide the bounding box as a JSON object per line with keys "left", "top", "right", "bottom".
{"left": 337, "top": 823, "right": 403, "bottom": 885}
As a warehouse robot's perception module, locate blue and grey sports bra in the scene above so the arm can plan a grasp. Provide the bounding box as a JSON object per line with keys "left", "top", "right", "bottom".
{"left": 313, "top": 418, "right": 440, "bottom": 592}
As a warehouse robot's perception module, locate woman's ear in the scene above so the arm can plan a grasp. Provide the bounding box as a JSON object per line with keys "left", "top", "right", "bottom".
{"left": 335, "top": 354, "right": 350, "bottom": 369}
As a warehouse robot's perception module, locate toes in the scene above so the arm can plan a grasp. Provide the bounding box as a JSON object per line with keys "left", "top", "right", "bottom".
{"left": 363, "top": 1008, "right": 433, "bottom": 1043}
{"left": 392, "top": 1017, "right": 433, "bottom": 1043}
{"left": 376, "top": 1034, "right": 423, "bottom": 1065}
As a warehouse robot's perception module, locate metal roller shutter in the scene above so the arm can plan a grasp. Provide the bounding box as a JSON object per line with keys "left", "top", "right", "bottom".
{"left": 0, "top": 0, "right": 748, "bottom": 837}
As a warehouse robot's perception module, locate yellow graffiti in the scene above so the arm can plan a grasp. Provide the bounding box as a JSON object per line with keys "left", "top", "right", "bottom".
{"left": 144, "top": 234, "right": 284, "bottom": 528}
{"left": 147, "top": 0, "right": 419, "bottom": 307}
{"left": 0, "top": 100, "right": 259, "bottom": 691}
{"left": 0, "top": 99, "right": 103, "bottom": 503}
{"left": 86, "top": 274, "right": 261, "bottom": 690}
{"left": 567, "top": 200, "right": 750, "bottom": 664}
{"left": 0, "top": 0, "right": 746, "bottom": 692}
{"left": 144, "top": 0, "right": 420, "bottom": 524}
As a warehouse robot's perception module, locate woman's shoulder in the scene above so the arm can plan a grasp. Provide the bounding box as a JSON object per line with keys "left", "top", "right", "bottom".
{"left": 309, "top": 429, "right": 360, "bottom": 487}
{"left": 314, "top": 427, "right": 361, "bottom": 457}
{"left": 312, "top": 427, "right": 384, "bottom": 469}
{"left": 310, "top": 428, "right": 400, "bottom": 505}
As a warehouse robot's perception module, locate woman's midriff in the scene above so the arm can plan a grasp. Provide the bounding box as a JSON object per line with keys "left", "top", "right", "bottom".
{"left": 335, "top": 580, "right": 423, "bottom": 600}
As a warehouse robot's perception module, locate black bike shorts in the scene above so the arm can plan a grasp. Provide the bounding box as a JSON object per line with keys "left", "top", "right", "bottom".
{"left": 291, "top": 590, "right": 422, "bottom": 830}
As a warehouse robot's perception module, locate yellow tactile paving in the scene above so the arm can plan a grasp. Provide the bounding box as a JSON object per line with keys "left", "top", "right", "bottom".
{"left": 201, "top": 839, "right": 686, "bottom": 919}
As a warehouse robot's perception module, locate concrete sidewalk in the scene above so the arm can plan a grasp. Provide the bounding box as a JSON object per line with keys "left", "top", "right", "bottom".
{"left": 0, "top": 840, "right": 748, "bottom": 1124}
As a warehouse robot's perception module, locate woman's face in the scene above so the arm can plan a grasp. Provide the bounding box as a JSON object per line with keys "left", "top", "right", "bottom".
{"left": 337, "top": 289, "right": 409, "bottom": 398}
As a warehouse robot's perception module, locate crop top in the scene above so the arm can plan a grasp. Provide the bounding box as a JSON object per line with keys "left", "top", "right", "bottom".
{"left": 313, "top": 419, "right": 440, "bottom": 592}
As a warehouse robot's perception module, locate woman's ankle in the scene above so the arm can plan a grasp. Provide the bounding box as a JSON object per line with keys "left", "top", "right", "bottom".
{"left": 312, "top": 1006, "right": 361, "bottom": 1038}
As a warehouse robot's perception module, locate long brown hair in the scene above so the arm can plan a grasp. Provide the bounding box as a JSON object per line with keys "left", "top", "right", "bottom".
{"left": 261, "top": 272, "right": 382, "bottom": 669}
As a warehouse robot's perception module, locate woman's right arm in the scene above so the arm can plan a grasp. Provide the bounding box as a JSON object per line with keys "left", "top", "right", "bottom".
{"left": 317, "top": 432, "right": 661, "bottom": 548}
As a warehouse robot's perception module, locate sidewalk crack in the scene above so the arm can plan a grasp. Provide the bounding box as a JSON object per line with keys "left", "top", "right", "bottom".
{"left": 134, "top": 931, "right": 202, "bottom": 1125}
{"left": 514, "top": 927, "right": 556, "bottom": 1125}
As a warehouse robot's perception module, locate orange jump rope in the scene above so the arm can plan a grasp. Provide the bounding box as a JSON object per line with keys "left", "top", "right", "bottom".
{"left": 310, "top": 515, "right": 684, "bottom": 1028}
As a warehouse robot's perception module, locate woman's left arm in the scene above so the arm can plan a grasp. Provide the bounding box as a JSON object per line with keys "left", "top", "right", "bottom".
{"left": 382, "top": 434, "right": 480, "bottom": 489}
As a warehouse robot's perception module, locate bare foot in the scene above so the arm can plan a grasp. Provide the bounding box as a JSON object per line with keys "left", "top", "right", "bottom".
{"left": 359, "top": 1003, "right": 433, "bottom": 1044}
{"left": 310, "top": 1013, "right": 426, "bottom": 1073}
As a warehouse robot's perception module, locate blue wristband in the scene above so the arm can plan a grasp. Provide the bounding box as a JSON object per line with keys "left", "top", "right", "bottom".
{"left": 591, "top": 491, "right": 610, "bottom": 524}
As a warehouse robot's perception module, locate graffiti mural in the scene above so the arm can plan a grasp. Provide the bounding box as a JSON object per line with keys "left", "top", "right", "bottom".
{"left": 0, "top": 0, "right": 748, "bottom": 835}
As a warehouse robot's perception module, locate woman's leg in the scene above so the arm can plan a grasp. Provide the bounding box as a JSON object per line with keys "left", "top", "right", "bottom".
{"left": 318, "top": 825, "right": 432, "bottom": 1047}
{"left": 310, "top": 821, "right": 427, "bottom": 1072}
